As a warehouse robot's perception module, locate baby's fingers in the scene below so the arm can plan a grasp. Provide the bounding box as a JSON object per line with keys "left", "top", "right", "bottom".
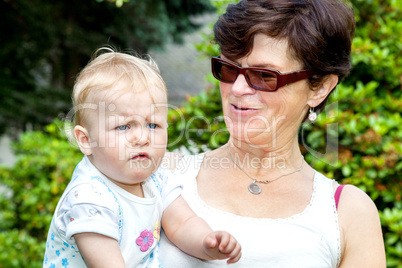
{"left": 226, "top": 243, "right": 242, "bottom": 264}
{"left": 204, "top": 235, "right": 218, "bottom": 249}
{"left": 217, "top": 232, "right": 236, "bottom": 253}
{"left": 215, "top": 232, "right": 242, "bottom": 264}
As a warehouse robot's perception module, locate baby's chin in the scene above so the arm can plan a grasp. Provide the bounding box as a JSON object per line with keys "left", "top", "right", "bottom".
{"left": 127, "top": 163, "right": 158, "bottom": 179}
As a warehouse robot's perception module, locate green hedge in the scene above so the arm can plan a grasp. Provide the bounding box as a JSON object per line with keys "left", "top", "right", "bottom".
{"left": 0, "top": 121, "right": 82, "bottom": 267}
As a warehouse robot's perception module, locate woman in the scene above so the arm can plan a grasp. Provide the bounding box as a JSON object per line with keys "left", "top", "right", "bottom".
{"left": 160, "top": 0, "right": 386, "bottom": 267}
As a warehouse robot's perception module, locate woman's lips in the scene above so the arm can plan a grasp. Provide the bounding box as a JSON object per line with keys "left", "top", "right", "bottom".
{"left": 230, "top": 104, "right": 258, "bottom": 115}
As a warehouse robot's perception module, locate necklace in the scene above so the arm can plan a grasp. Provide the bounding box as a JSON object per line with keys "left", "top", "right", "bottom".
{"left": 226, "top": 145, "right": 304, "bottom": 195}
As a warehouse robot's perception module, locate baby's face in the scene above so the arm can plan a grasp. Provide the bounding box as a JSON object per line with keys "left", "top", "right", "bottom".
{"left": 85, "top": 86, "right": 168, "bottom": 193}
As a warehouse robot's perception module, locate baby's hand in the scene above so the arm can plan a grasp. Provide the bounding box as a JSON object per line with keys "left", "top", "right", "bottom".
{"left": 203, "top": 231, "right": 242, "bottom": 264}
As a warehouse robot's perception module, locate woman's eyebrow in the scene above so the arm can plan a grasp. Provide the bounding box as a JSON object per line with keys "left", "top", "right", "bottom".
{"left": 251, "top": 62, "right": 280, "bottom": 70}
{"left": 229, "top": 57, "right": 281, "bottom": 70}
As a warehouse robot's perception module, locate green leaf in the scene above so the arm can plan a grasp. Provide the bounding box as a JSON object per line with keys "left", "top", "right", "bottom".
{"left": 342, "top": 165, "right": 352, "bottom": 177}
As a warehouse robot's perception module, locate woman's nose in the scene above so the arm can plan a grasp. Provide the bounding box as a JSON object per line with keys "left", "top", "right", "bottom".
{"left": 231, "top": 73, "right": 255, "bottom": 96}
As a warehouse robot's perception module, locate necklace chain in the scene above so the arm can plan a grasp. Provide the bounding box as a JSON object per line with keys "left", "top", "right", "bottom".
{"left": 226, "top": 145, "right": 304, "bottom": 185}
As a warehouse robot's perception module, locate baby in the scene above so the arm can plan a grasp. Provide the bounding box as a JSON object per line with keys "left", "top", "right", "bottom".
{"left": 43, "top": 48, "right": 241, "bottom": 267}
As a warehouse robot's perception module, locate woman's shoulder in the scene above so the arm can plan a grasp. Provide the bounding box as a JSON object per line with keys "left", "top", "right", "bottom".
{"left": 314, "top": 171, "right": 376, "bottom": 211}
{"left": 337, "top": 184, "right": 379, "bottom": 218}
{"left": 314, "top": 171, "right": 384, "bottom": 265}
{"left": 336, "top": 184, "right": 380, "bottom": 234}
{"left": 336, "top": 184, "right": 385, "bottom": 266}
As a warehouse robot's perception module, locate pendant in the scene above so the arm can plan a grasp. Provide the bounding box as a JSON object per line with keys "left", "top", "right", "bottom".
{"left": 248, "top": 181, "right": 261, "bottom": 195}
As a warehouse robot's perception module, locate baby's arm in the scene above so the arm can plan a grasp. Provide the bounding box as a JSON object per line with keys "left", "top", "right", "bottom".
{"left": 74, "top": 233, "right": 125, "bottom": 268}
{"left": 161, "top": 196, "right": 241, "bottom": 264}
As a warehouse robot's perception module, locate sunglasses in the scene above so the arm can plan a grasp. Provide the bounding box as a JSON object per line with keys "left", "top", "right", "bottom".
{"left": 211, "top": 56, "right": 314, "bottom": 92}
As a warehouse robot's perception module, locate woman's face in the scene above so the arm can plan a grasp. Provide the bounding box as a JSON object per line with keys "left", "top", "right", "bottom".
{"left": 220, "top": 34, "right": 315, "bottom": 149}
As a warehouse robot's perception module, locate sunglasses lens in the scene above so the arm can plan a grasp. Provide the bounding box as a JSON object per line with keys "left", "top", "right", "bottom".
{"left": 246, "top": 70, "right": 278, "bottom": 91}
{"left": 213, "top": 59, "right": 238, "bottom": 83}
{"left": 212, "top": 58, "right": 279, "bottom": 91}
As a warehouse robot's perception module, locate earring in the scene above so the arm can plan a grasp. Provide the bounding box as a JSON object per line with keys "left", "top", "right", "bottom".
{"left": 308, "top": 107, "right": 317, "bottom": 121}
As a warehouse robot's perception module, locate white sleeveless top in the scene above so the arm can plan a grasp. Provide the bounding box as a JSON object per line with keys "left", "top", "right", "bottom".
{"left": 159, "top": 153, "right": 341, "bottom": 267}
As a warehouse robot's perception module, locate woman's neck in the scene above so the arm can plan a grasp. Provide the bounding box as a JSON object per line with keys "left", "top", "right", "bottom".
{"left": 227, "top": 136, "right": 303, "bottom": 177}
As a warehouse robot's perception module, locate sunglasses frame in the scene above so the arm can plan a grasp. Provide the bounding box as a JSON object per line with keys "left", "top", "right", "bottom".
{"left": 211, "top": 56, "right": 314, "bottom": 92}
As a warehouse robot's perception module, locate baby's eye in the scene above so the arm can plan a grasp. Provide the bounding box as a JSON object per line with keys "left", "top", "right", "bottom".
{"left": 147, "top": 123, "right": 158, "bottom": 129}
{"left": 116, "top": 125, "right": 129, "bottom": 131}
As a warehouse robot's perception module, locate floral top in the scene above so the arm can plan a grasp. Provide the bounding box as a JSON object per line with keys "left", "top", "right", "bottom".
{"left": 43, "top": 156, "right": 180, "bottom": 268}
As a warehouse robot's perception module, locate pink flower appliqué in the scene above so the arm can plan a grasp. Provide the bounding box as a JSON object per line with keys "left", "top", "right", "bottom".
{"left": 136, "top": 229, "right": 154, "bottom": 252}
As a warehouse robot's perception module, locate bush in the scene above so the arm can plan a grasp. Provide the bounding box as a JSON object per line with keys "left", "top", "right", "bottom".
{"left": 0, "top": 229, "right": 45, "bottom": 268}
{"left": 0, "top": 120, "right": 82, "bottom": 266}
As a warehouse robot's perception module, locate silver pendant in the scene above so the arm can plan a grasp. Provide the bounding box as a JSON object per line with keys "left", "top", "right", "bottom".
{"left": 248, "top": 181, "right": 261, "bottom": 195}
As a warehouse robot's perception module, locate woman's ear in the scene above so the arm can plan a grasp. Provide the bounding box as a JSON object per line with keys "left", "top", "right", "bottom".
{"left": 307, "top": 74, "right": 338, "bottom": 108}
{"left": 74, "top": 125, "right": 93, "bottom": 156}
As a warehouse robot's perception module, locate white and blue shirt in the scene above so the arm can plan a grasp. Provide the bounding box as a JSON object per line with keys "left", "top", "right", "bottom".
{"left": 43, "top": 156, "right": 180, "bottom": 268}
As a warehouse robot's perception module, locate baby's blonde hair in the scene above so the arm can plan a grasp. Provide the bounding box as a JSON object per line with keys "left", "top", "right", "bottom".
{"left": 72, "top": 47, "right": 167, "bottom": 127}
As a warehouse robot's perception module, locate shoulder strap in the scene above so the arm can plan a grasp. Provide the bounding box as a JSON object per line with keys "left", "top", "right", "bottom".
{"left": 334, "top": 184, "right": 345, "bottom": 210}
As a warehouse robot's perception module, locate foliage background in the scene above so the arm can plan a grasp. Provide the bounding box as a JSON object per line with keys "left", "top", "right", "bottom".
{"left": 0, "top": 0, "right": 401, "bottom": 267}
{"left": 0, "top": 0, "right": 213, "bottom": 135}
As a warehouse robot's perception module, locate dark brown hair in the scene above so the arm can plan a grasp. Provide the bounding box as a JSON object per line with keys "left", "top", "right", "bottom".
{"left": 213, "top": 0, "right": 355, "bottom": 115}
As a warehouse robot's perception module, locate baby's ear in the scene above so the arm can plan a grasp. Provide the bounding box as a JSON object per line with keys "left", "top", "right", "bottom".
{"left": 307, "top": 74, "right": 338, "bottom": 108}
{"left": 74, "top": 125, "right": 93, "bottom": 156}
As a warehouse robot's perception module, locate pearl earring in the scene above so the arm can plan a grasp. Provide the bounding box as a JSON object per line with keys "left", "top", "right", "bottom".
{"left": 308, "top": 107, "right": 317, "bottom": 121}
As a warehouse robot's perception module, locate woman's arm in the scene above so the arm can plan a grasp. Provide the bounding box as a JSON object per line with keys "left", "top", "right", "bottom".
{"left": 162, "top": 196, "right": 242, "bottom": 264}
{"left": 337, "top": 185, "right": 386, "bottom": 267}
{"left": 74, "top": 233, "right": 126, "bottom": 268}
